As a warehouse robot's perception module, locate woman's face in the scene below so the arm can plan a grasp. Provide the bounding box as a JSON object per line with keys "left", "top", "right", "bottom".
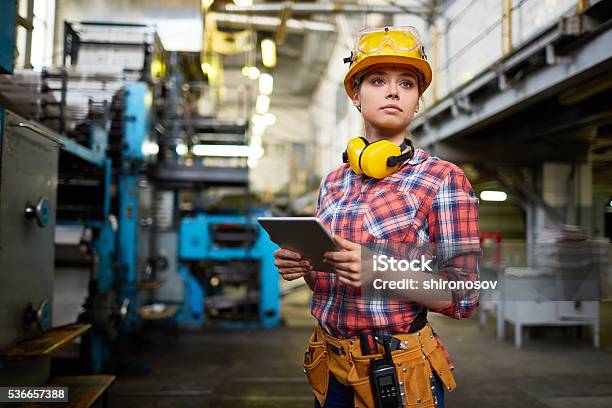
{"left": 352, "top": 65, "right": 420, "bottom": 133}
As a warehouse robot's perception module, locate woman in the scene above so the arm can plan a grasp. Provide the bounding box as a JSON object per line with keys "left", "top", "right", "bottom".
{"left": 274, "top": 26, "right": 480, "bottom": 408}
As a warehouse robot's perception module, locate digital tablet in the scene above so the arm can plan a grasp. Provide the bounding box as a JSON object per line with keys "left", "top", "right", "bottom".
{"left": 257, "top": 217, "right": 339, "bottom": 273}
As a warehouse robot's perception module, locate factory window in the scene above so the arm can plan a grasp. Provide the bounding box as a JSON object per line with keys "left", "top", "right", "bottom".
{"left": 13, "top": 0, "right": 55, "bottom": 70}
{"left": 31, "top": 0, "right": 56, "bottom": 69}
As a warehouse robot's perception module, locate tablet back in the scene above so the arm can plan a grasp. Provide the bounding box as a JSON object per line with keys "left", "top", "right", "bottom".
{"left": 257, "top": 217, "right": 338, "bottom": 273}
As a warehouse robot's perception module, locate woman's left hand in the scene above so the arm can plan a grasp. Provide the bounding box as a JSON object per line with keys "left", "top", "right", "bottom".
{"left": 324, "top": 235, "right": 363, "bottom": 287}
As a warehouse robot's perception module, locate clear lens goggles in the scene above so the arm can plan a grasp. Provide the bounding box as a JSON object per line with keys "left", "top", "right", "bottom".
{"left": 352, "top": 26, "right": 423, "bottom": 57}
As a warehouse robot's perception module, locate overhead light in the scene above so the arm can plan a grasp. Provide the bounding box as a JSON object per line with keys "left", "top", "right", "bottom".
{"left": 141, "top": 141, "right": 159, "bottom": 156}
{"left": 192, "top": 144, "right": 251, "bottom": 157}
{"left": 259, "top": 73, "right": 273, "bottom": 95}
{"left": 176, "top": 144, "right": 188, "bottom": 156}
{"left": 251, "top": 117, "right": 267, "bottom": 136}
{"left": 251, "top": 133, "right": 262, "bottom": 146}
{"left": 256, "top": 94, "right": 270, "bottom": 114}
{"left": 251, "top": 114, "right": 263, "bottom": 124}
{"left": 233, "top": 0, "right": 252, "bottom": 6}
{"left": 242, "top": 66, "right": 260, "bottom": 79}
{"left": 480, "top": 191, "right": 507, "bottom": 202}
{"left": 249, "top": 144, "right": 264, "bottom": 160}
{"left": 262, "top": 112, "right": 276, "bottom": 126}
{"left": 201, "top": 0, "right": 214, "bottom": 10}
{"left": 201, "top": 62, "right": 212, "bottom": 74}
{"left": 247, "top": 158, "right": 258, "bottom": 168}
{"left": 261, "top": 39, "right": 276, "bottom": 68}
{"left": 252, "top": 124, "right": 266, "bottom": 137}
{"left": 248, "top": 66, "right": 260, "bottom": 80}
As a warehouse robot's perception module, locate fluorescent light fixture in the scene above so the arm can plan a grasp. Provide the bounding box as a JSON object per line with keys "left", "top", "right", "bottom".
{"left": 259, "top": 73, "right": 273, "bottom": 95}
{"left": 256, "top": 94, "right": 270, "bottom": 114}
{"left": 251, "top": 133, "right": 262, "bottom": 146}
{"left": 201, "top": 62, "right": 211, "bottom": 74}
{"left": 233, "top": 0, "right": 252, "bottom": 6}
{"left": 192, "top": 144, "right": 251, "bottom": 157}
{"left": 212, "top": 12, "right": 336, "bottom": 33}
{"left": 141, "top": 141, "right": 159, "bottom": 156}
{"left": 176, "top": 144, "right": 188, "bottom": 156}
{"left": 261, "top": 39, "right": 276, "bottom": 68}
{"left": 251, "top": 114, "right": 268, "bottom": 133}
{"left": 251, "top": 114, "right": 264, "bottom": 126}
{"left": 252, "top": 125, "right": 266, "bottom": 137}
{"left": 250, "top": 144, "right": 264, "bottom": 160}
{"left": 262, "top": 112, "right": 276, "bottom": 126}
{"left": 248, "top": 66, "right": 260, "bottom": 80}
{"left": 480, "top": 190, "right": 507, "bottom": 202}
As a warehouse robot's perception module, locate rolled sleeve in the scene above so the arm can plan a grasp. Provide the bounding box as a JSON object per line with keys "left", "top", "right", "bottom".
{"left": 427, "top": 168, "right": 481, "bottom": 319}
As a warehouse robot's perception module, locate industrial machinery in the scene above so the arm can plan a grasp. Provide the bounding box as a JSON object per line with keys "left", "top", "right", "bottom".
{"left": 1, "top": 6, "right": 280, "bottom": 389}
{"left": 149, "top": 69, "right": 281, "bottom": 328}
{"left": 50, "top": 21, "right": 159, "bottom": 372}
{"left": 0, "top": 14, "right": 159, "bottom": 384}
{"left": 178, "top": 211, "right": 279, "bottom": 328}
{"left": 0, "top": 4, "right": 99, "bottom": 386}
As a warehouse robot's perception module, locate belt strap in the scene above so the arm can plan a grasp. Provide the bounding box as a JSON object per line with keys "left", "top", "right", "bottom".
{"left": 408, "top": 308, "right": 428, "bottom": 333}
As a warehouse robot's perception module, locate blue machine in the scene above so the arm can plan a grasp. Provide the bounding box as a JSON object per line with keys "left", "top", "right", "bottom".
{"left": 55, "top": 82, "right": 150, "bottom": 372}
{"left": 117, "top": 81, "right": 150, "bottom": 327}
{"left": 178, "top": 211, "right": 280, "bottom": 328}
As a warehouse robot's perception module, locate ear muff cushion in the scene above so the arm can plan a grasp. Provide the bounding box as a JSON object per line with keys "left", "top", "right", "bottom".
{"left": 346, "top": 137, "right": 368, "bottom": 175}
{"left": 360, "top": 140, "right": 402, "bottom": 179}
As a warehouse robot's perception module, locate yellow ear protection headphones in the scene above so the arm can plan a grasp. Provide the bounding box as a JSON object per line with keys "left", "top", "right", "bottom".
{"left": 342, "top": 137, "right": 415, "bottom": 179}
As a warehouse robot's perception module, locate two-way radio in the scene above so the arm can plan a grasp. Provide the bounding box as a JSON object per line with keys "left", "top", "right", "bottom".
{"left": 360, "top": 333, "right": 403, "bottom": 408}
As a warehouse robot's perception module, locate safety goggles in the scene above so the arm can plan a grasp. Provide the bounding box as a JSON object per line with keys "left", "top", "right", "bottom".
{"left": 352, "top": 26, "right": 426, "bottom": 59}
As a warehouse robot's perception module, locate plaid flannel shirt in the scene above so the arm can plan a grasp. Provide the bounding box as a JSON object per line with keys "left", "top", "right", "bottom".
{"left": 312, "top": 147, "right": 480, "bottom": 368}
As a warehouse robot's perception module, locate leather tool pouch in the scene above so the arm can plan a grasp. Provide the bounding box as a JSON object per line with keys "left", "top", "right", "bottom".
{"left": 302, "top": 329, "right": 330, "bottom": 406}
{"left": 303, "top": 324, "right": 456, "bottom": 408}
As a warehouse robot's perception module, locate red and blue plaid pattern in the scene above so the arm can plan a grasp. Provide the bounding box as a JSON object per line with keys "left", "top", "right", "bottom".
{"left": 312, "top": 148, "right": 480, "bottom": 367}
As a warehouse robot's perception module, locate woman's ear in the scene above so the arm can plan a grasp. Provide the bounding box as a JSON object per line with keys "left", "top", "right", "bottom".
{"left": 352, "top": 92, "right": 361, "bottom": 112}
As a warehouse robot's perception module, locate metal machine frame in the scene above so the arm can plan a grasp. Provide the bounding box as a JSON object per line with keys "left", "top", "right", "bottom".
{"left": 178, "top": 212, "right": 280, "bottom": 328}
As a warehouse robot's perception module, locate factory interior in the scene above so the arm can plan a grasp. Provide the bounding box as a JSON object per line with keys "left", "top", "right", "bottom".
{"left": 1, "top": 0, "right": 612, "bottom": 407}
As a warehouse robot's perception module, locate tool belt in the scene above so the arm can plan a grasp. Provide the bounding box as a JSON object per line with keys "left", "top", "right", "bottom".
{"left": 302, "top": 323, "right": 456, "bottom": 408}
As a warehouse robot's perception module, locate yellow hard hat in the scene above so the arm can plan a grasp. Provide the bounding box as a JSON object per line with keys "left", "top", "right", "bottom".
{"left": 343, "top": 26, "right": 432, "bottom": 98}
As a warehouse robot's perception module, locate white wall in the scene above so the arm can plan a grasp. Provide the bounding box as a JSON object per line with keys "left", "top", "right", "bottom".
{"left": 427, "top": 0, "right": 579, "bottom": 104}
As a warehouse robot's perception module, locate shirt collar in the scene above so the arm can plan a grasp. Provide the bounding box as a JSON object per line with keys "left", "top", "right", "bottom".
{"left": 404, "top": 147, "right": 429, "bottom": 166}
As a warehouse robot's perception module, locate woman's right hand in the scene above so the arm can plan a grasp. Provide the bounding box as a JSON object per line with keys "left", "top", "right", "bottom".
{"left": 273, "top": 248, "right": 313, "bottom": 281}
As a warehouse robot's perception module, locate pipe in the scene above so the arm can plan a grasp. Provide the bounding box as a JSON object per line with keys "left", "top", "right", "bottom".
{"left": 224, "top": 3, "right": 430, "bottom": 16}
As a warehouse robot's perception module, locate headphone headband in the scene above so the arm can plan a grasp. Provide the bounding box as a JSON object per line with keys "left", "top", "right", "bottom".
{"left": 387, "top": 138, "right": 414, "bottom": 167}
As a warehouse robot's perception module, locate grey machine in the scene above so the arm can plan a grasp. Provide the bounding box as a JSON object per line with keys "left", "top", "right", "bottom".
{"left": 0, "top": 110, "right": 61, "bottom": 385}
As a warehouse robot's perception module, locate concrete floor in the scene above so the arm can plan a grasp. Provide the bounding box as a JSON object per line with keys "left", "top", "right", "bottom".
{"left": 105, "top": 287, "right": 612, "bottom": 407}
